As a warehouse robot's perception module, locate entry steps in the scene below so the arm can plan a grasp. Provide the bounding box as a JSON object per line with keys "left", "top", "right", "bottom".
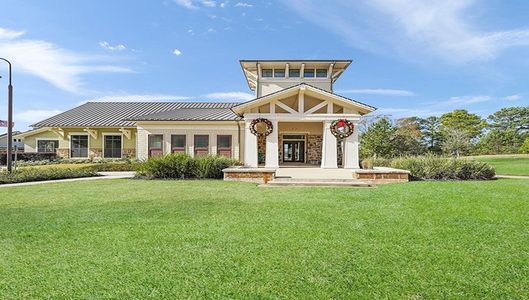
{"left": 263, "top": 177, "right": 373, "bottom": 187}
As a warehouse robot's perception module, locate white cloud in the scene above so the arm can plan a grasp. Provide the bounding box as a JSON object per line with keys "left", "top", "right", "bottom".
{"left": 0, "top": 28, "right": 25, "bottom": 40}
{"left": 202, "top": 0, "right": 216, "bottom": 7}
{"left": 338, "top": 88, "right": 415, "bottom": 96}
{"left": 235, "top": 2, "right": 252, "bottom": 7}
{"left": 504, "top": 94, "right": 521, "bottom": 101}
{"left": 285, "top": 0, "right": 529, "bottom": 63}
{"left": 207, "top": 28, "right": 217, "bottom": 33}
{"left": 174, "top": 0, "right": 198, "bottom": 9}
{"left": 447, "top": 95, "right": 492, "bottom": 105}
{"left": 173, "top": 48, "right": 182, "bottom": 56}
{"left": 0, "top": 27, "right": 132, "bottom": 93}
{"left": 174, "top": 0, "right": 217, "bottom": 9}
{"left": 15, "top": 109, "right": 63, "bottom": 123}
{"left": 220, "top": 2, "right": 227, "bottom": 8}
{"left": 99, "top": 41, "right": 126, "bottom": 51}
{"left": 204, "top": 92, "right": 254, "bottom": 102}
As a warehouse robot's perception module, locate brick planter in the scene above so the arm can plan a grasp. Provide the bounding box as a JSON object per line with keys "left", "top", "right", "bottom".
{"left": 354, "top": 167, "right": 410, "bottom": 184}
{"left": 223, "top": 167, "right": 276, "bottom": 184}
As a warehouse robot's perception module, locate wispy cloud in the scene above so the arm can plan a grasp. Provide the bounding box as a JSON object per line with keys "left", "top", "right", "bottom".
{"left": 338, "top": 88, "right": 415, "bottom": 96}
{"left": 173, "top": 48, "right": 183, "bottom": 56}
{"left": 15, "top": 109, "right": 63, "bottom": 123}
{"left": 504, "top": 94, "right": 521, "bottom": 101}
{"left": 285, "top": 0, "right": 529, "bottom": 63}
{"left": 235, "top": 2, "right": 253, "bottom": 8}
{"left": 99, "top": 41, "right": 126, "bottom": 51}
{"left": 174, "top": 0, "right": 217, "bottom": 9}
{"left": 204, "top": 91, "right": 254, "bottom": 101}
{"left": 0, "top": 27, "right": 132, "bottom": 93}
{"left": 446, "top": 95, "right": 492, "bottom": 105}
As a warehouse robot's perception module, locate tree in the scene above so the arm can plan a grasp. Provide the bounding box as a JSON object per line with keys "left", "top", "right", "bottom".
{"left": 475, "top": 128, "right": 523, "bottom": 154}
{"left": 394, "top": 117, "right": 425, "bottom": 156}
{"left": 441, "top": 128, "right": 472, "bottom": 157}
{"left": 360, "top": 117, "right": 396, "bottom": 158}
{"left": 520, "top": 137, "right": 529, "bottom": 154}
{"left": 418, "top": 116, "right": 442, "bottom": 153}
{"left": 440, "top": 109, "right": 487, "bottom": 140}
{"left": 488, "top": 107, "right": 529, "bottom": 133}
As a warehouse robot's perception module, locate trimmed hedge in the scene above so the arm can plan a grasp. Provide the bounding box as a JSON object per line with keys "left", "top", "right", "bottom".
{"left": 141, "top": 153, "right": 240, "bottom": 179}
{"left": 0, "top": 167, "right": 98, "bottom": 184}
{"left": 1, "top": 153, "right": 57, "bottom": 165}
{"left": 367, "top": 155, "right": 496, "bottom": 181}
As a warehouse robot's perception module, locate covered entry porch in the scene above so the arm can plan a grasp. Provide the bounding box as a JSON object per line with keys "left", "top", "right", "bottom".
{"left": 252, "top": 120, "right": 360, "bottom": 169}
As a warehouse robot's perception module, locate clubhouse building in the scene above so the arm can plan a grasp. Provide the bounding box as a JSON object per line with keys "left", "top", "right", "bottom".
{"left": 17, "top": 60, "right": 376, "bottom": 169}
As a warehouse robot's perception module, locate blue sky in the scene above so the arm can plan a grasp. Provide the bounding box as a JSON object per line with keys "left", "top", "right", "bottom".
{"left": 0, "top": 0, "right": 528, "bottom": 132}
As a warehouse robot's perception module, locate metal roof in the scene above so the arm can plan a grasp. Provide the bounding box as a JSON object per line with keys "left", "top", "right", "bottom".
{"left": 32, "top": 102, "right": 240, "bottom": 128}
{"left": 127, "top": 108, "right": 240, "bottom": 121}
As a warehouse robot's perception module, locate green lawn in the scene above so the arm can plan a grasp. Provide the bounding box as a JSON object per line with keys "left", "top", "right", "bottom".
{"left": 470, "top": 154, "right": 529, "bottom": 176}
{"left": 1, "top": 180, "right": 528, "bottom": 298}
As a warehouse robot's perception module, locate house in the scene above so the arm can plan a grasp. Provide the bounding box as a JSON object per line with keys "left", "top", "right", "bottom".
{"left": 0, "top": 131, "right": 24, "bottom": 151}
{"left": 16, "top": 60, "right": 376, "bottom": 169}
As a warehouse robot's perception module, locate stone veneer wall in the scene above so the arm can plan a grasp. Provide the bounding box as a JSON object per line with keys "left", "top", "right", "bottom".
{"left": 57, "top": 148, "right": 69, "bottom": 159}
{"left": 257, "top": 135, "right": 266, "bottom": 164}
{"left": 123, "top": 148, "right": 136, "bottom": 159}
{"left": 306, "top": 135, "right": 322, "bottom": 165}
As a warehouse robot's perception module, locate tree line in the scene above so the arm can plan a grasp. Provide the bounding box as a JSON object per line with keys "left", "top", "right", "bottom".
{"left": 359, "top": 106, "right": 529, "bottom": 158}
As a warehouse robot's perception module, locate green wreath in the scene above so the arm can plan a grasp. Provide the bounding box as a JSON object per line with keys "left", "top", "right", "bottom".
{"left": 330, "top": 119, "right": 354, "bottom": 139}
{"left": 250, "top": 118, "right": 273, "bottom": 137}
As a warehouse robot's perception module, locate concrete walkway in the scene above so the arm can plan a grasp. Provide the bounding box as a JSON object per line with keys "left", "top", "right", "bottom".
{"left": 496, "top": 175, "right": 529, "bottom": 179}
{"left": 0, "top": 171, "right": 135, "bottom": 188}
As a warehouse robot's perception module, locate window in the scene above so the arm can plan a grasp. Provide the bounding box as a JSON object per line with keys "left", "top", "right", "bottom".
{"left": 37, "top": 140, "right": 59, "bottom": 153}
{"left": 274, "top": 69, "right": 285, "bottom": 78}
{"left": 316, "top": 69, "right": 328, "bottom": 78}
{"left": 289, "top": 69, "right": 300, "bottom": 77}
{"left": 71, "top": 135, "right": 89, "bottom": 158}
{"left": 171, "top": 135, "right": 186, "bottom": 153}
{"left": 283, "top": 134, "right": 305, "bottom": 140}
{"left": 194, "top": 135, "right": 209, "bottom": 156}
{"left": 262, "top": 69, "right": 273, "bottom": 77}
{"left": 217, "top": 135, "right": 232, "bottom": 157}
{"left": 148, "top": 135, "right": 163, "bottom": 157}
{"left": 104, "top": 135, "right": 122, "bottom": 158}
{"left": 304, "top": 68, "right": 315, "bottom": 78}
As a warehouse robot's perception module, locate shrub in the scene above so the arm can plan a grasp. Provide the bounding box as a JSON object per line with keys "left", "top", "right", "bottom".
{"left": 369, "top": 154, "right": 495, "bottom": 181}
{"left": 193, "top": 156, "right": 240, "bottom": 179}
{"left": 0, "top": 167, "right": 98, "bottom": 184}
{"left": 520, "top": 137, "right": 529, "bottom": 154}
{"left": 141, "top": 153, "right": 240, "bottom": 180}
{"left": 1, "top": 153, "right": 57, "bottom": 165}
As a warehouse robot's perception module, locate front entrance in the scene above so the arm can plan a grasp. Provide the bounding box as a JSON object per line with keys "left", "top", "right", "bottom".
{"left": 283, "top": 141, "right": 305, "bottom": 162}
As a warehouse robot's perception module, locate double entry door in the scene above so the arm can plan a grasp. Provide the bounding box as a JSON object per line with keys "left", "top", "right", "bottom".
{"left": 283, "top": 141, "right": 305, "bottom": 163}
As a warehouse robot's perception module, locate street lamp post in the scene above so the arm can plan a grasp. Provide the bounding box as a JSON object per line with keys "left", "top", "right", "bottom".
{"left": 0, "top": 58, "right": 13, "bottom": 172}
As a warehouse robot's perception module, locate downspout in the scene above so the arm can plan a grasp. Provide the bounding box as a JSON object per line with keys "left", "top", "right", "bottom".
{"left": 236, "top": 120, "right": 242, "bottom": 162}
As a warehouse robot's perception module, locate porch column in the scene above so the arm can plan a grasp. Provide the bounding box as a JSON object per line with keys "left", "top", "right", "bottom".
{"left": 343, "top": 122, "right": 360, "bottom": 169}
{"left": 265, "top": 120, "right": 279, "bottom": 168}
{"left": 321, "top": 120, "right": 338, "bottom": 168}
{"left": 244, "top": 120, "right": 258, "bottom": 167}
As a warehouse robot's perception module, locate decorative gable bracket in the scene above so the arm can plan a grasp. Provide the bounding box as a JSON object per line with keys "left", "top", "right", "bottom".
{"left": 119, "top": 128, "right": 132, "bottom": 140}
{"left": 51, "top": 127, "right": 66, "bottom": 140}
{"left": 83, "top": 128, "right": 99, "bottom": 140}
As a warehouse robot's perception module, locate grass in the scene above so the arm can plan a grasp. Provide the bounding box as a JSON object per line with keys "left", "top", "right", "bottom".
{"left": 1, "top": 179, "right": 528, "bottom": 298}
{"left": 468, "top": 154, "right": 529, "bottom": 176}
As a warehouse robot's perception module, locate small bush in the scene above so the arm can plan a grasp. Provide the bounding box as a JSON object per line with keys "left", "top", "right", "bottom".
{"left": 0, "top": 167, "right": 98, "bottom": 184}
{"left": 141, "top": 153, "right": 239, "bottom": 180}
{"left": 369, "top": 154, "right": 495, "bottom": 180}
{"left": 1, "top": 153, "right": 57, "bottom": 165}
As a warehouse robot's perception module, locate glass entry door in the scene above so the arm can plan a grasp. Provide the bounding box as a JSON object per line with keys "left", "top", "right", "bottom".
{"left": 283, "top": 141, "right": 305, "bottom": 163}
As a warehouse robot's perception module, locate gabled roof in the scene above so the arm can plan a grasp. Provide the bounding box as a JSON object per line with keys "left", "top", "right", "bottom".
{"left": 32, "top": 102, "right": 240, "bottom": 128}
{"left": 127, "top": 108, "right": 240, "bottom": 121}
{"left": 231, "top": 83, "right": 377, "bottom": 115}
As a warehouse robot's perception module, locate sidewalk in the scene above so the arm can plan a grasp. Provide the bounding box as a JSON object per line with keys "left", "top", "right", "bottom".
{"left": 496, "top": 175, "right": 529, "bottom": 179}
{"left": 0, "top": 172, "right": 135, "bottom": 188}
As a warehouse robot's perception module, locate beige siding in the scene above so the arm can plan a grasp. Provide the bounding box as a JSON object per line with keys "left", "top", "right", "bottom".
{"left": 136, "top": 122, "right": 242, "bottom": 161}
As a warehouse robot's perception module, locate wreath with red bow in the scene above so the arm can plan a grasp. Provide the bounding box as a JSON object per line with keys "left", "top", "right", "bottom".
{"left": 250, "top": 118, "right": 273, "bottom": 137}
{"left": 330, "top": 119, "right": 354, "bottom": 139}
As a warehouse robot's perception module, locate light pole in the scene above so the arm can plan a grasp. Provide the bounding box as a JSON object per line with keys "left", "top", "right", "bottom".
{"left": 0, "top": 58, "right": 13, "bottom": 172}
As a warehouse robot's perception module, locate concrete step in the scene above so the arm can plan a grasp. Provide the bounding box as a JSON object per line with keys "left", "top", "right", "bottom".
{"left": 263, "top": 178, "right": 373, "bottom": 187}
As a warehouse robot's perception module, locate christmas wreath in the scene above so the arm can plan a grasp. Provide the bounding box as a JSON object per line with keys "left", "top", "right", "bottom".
{"left": 330, "top": 119, "right": 354, "bottom": 139}
{"left": 250, "top": 118, "right": 273, "bottom": 137}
